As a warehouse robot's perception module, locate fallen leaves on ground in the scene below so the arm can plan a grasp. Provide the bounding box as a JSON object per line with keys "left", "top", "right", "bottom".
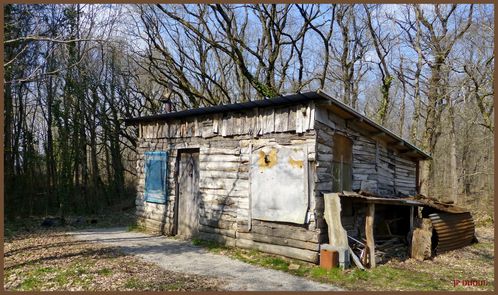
{"left": 381, "top": 226, "right": 494, "bottom": 291}
{"left": 4, "top": 228, "right": 223, "bottom": 291}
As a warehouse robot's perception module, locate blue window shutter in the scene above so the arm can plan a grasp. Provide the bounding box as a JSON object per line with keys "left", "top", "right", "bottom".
{"left": 144, "top": 151, "right": 168, "bottom": 204}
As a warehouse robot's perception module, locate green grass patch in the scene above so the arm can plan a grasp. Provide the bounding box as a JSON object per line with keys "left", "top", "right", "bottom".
{"left": 33, "top": 266, "right": 57, "bottom": 275}
{"left": 262, "top": 257, "right": 289, "bottom": 271}
{"left": 191, "top": 238, "right": 228, "bottom": 254}
{"left": 97, "top": 268, "right": 112, "bottom": 276}
{"left": 12, "top": 264, "right": 87, "bottom": 291}
{"left": 50, "top": 260, "right": 94, "bottom": 289}
{"left": 471, "top": 241, "right": 494, "bottom": 250}
{"left": 359, "top": 265, "right": 445, "bottom": 291}
{"left": 473, "top": 213, "right": 494, "bottom": 227}
{"left": 127, "top": 223, "right": 146, "bottom": 233}
{"left": 14, "top": 265, "right": 80, "bottom": 291}
{"left": 306, "top": 263, "right": 446, "bottom": 290}
{"left": 190, "top": 237, "right": 487, "bottom": 291}
{"left": 19, "top": 276, "right": 42, "bottom": 290}
{"left": 54, "top": 271, "right": 70, "bottom": 286}
{"left": 157, "top": 282, "right": 187, "bottom": 291}
{"left": 124, "top": 278, "right": 188, "bottom": 291}
{"left": 124, "top": 278, "right": 143, "bottom": 289}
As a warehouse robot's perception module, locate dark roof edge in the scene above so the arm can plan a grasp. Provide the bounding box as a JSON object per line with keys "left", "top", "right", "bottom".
{"left": 124, "top": 91, "right": 325, "bottom": 125}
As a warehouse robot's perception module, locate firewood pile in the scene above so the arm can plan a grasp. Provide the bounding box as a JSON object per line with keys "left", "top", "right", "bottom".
{"left": 348, "top": 235, "right": 408, "bottom": 268}
{"left": 375, "top": 237, "right": 409, "bottom": 262}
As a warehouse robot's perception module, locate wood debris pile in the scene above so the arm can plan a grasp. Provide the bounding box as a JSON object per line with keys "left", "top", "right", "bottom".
{"left": 348, "top": 236, "right": 408, "bottom": 268}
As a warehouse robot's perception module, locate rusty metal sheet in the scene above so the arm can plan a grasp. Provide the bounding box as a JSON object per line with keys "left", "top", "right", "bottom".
{"left": 429, "top": 212, "right": 476, "bottom": 253}
{"left": 250, "top": 144, "right": 308, "bottom": 224}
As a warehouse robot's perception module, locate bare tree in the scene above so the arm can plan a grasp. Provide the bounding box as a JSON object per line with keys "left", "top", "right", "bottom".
{"left": 364, "top": 4, "right": 395, "bottom": 125}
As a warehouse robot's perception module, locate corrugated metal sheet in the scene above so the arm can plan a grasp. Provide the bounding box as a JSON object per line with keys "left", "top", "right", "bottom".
{"left": 429, "top": 212, "right": 476, "bottom": 253}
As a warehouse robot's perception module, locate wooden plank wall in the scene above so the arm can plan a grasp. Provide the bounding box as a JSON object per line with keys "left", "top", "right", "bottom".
{"left": 139, "top": 103, "right": 315, "bottom": 140}
{"left": 135, "top": 102, "right": 321, "bottom": 263}
{"left": 135, "top": 102, "right": 418, "bottom": 263}
{"left": 135, "top": 139, "right": 177, "bottom": 234}
{"left": 394, "top": 156, "right": 417, "bottom": 195}
{"left": 314, "top": 108, "right": 418, "bottom": 198}
{"left": 353, "top": 137, "right": 378, "bottom": 192}
{"left": 314, "top": 121, "right": 335, "bottom": 243}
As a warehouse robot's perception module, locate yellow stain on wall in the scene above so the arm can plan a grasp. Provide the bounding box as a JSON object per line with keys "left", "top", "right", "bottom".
{"left": 258, "top": 149, "right": 278, "bottom": 169}
{"left": 288, "top": 157, "right": 304, "bottom": 169}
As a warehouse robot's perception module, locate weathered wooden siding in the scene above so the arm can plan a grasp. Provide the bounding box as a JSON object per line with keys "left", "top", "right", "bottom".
{"left": 394, "top": 156, "right": 417, "bottom": 195}
{"left": 136, "top": 102, "right": 321, "bottom": 263}
{"left": 353, "top": 137, "right": 379, "bottom": 192}
{"left": 135, "top": 102, "right": 418, "bottom": 263}
{"left": 139, "top": 103, "right": 315, "bottom": 140}
{"left": 314, "top": 108, "right": 418, "bottom": 197}
{"left": 313, "top": 121, "right": 334, "bottom": 242}
{"left": 135, "top": 140, "right": 177, "bottom": 234}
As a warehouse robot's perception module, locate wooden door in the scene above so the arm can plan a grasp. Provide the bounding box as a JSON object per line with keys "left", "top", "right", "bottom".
{"left": 177, "top": 150, "right": 200, "bottom": 238}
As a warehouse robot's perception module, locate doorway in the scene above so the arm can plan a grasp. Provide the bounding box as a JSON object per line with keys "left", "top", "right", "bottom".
{"left": 176, "top": 149, "right": 200, "bottom": 238}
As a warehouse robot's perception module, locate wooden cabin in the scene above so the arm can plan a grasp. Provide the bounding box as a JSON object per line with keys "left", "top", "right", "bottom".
{"left": 125, "top": 90, "right": 433, "bottom": 263}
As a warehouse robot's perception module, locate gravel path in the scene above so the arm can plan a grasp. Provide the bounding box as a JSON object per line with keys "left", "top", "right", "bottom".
{"left": 70, "top": 227, "right": 342, "bottom": 291}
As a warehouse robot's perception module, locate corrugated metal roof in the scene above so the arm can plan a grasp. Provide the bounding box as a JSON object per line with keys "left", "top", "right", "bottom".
{"left": 125, "top": 90, "right": 431, "bottom": 159}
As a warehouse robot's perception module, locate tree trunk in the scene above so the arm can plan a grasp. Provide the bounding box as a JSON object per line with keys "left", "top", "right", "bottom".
{"left": 449, "top": 103, "right": 459, "bottom": 203}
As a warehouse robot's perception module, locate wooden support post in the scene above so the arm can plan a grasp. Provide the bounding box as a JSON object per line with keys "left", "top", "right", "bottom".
{"left": 365, "top": 203, "right": 376, "bottom": 268}
{"left": 410, "top": 206, "right": 415, "bottom": 231}
{"left": 415, "top": 161, "right": 420, "bottom": 194}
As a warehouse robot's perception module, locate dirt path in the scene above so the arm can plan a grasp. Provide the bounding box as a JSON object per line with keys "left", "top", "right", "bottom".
{"left": 70, "top": 227, "right": 342, "bottom": 291}
{"left": 4, "top": 228, "right": 221, "bottom": 291}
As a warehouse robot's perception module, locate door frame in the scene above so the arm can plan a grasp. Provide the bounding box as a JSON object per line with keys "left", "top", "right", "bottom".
{"left": 173, "top": 148, "right": 200, "bottom": 236}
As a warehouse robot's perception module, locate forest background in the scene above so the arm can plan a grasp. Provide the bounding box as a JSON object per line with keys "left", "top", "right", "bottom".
{"left": 3, "top": 3, "right": 494, "bottom": 219}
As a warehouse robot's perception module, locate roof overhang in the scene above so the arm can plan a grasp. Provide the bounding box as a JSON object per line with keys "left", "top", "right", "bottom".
{"left": 124, "top": 92, "right": 326, "bottom": 125}
{"left": 125, "top": 90, "right": 431, "bottom": 160}
{"left": 314, "top": 90, "right": 431, "bottom": 160}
